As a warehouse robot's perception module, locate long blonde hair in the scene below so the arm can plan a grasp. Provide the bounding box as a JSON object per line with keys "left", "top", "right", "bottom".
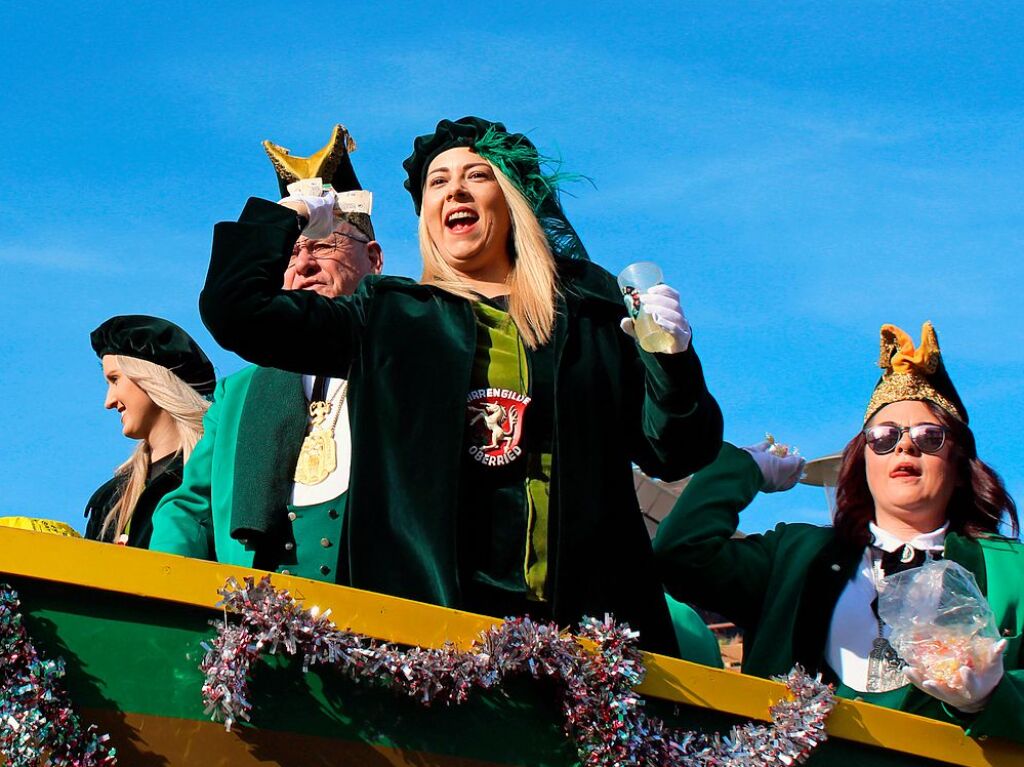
{"left": 101, "top": 355, "right": 210, "bottom": 540}
{"left": 418, "top": 158, "right": 559, "bottom": 349}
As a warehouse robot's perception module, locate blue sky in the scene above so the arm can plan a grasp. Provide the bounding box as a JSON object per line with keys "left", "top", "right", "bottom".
{"left": 1, "top": 3, "right": 1021, "bottom": 536}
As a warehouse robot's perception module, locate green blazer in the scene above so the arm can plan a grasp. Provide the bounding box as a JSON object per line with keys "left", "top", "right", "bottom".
{"left": 197, "top": 197, "right": 724, "bottom": 655}
{"left": 653, "top": 443, "right": 1024, "bottom": 742}
{"left": 149, "top": 365, "right": 310, "bottom": 567}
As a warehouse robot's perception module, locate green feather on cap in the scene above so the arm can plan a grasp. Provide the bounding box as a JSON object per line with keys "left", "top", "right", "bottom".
{"left": 403, "top": 116, "right": 589, "bottom": 260}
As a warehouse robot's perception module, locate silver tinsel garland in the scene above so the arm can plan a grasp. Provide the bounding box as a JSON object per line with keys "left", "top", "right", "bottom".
{"left": 202, "top": 576, "right": 836, "bottom": 766}
{"left": 0, "top": 584, "right": 117, "bottom": 767}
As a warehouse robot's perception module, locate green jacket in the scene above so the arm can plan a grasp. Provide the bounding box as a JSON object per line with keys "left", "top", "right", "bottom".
{"left": 150, "top": 365, "right": 314, "bottom": 568}
{"left": 653, "top": 442, "right": 1024, "bottom": 742}
{"left": 198, "top": 197, "right": 724, "bottom": 655}
{"left": 665, "top": 594, "right": 724, "bottom": 668}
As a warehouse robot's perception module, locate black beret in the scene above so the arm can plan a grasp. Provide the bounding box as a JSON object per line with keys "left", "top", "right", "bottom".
{"left": 91, "top": 315, "right": 216, "bottom": 396}
{"left": 402, "top": 116, "right": 540, "bottom": 215}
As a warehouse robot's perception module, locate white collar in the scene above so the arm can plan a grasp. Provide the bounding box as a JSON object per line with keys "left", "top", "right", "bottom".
{"left": 868, "top": 520, "right": 948, "bottom": 553}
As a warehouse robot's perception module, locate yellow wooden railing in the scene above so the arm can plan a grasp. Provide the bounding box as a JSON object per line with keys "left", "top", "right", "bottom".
{"left": 1, "top": 526, "right": 1020, "bottom": 766}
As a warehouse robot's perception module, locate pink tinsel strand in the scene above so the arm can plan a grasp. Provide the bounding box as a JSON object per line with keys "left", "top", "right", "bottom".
{"left": 202, "top": 576, "right": 836, "bottom": 766}
{"left": 0, "top": 584, "right": 117, "bottom": 767}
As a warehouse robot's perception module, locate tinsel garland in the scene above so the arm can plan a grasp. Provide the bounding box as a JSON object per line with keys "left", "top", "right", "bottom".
{"left": 202, "top": 576, "right": 836, "bottom": 766}
{"left": 0, "top": 584, "right": 117, "bottom": 767}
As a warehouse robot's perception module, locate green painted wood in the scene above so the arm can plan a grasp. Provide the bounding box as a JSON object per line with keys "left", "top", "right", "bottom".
{"left": 8, "top": 576, "right": 960, "bottom": 767}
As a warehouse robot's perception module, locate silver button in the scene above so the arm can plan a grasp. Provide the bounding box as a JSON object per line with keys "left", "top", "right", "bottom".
{"left": 288, "top": 511, "right": 297, "bottom": 521}
{"left": 281, "top": 569, "right": 291, "bottom": 575}
{"left": 284, "top": 542, "right": 295, "bottom": 551}
{"left": 830, "top": 564, "right": 841, "bottom": 572}
{"left": 320, "top": 537, "right": 332, "bottom": 548}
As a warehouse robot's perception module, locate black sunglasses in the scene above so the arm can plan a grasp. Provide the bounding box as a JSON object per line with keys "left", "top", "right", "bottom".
{"left": 863, "top": 423, "right": 949, "bottom": 455}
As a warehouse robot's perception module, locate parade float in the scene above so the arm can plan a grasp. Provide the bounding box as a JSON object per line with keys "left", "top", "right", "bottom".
{"left": 1, "top": 523, "right": 1021, "bottom": 767}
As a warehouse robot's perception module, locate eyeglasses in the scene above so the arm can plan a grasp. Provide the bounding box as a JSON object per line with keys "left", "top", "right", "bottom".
{"left": 291, "top": 230, "right": 370, "bottom": 259}
{"left": 863, "top": 423, "right": 949, "bottom": 455}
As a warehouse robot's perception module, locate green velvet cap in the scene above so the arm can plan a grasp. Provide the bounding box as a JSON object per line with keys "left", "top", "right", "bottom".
{"left": 91, "top": 315, "right": 216, "bottom": 396}
{"left": 403, "top": 117, "right": 536, "bottom": 213}
{"left": 403, "top": 116, "right": 589, "bottom": 260}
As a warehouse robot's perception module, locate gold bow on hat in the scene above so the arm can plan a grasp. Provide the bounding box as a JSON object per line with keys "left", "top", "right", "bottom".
{"left": 863, "top": 321, "right": 964, "bottom": 423}
{"left": 880, "top": 322, "right": 940, "bottom": 375}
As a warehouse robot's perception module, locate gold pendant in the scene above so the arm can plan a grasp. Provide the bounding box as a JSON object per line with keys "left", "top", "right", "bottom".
{"left": 293, "top": 400, "right": 337, "bottom": 485}
{"left": 294, "top": 430, "right": 337, "bottom": 485}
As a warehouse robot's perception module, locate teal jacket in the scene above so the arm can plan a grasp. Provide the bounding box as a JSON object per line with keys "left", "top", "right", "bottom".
{"left": 150, "top": 365, "right": 313, "bottom": 567}
{"left": 197, "top": 197, "right": 724, "bottom": 655}
{"left": 653, "top": 443, "right": 1024, "bottom": 742}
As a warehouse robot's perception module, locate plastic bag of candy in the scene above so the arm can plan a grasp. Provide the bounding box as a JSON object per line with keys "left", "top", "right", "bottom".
{"left": 878, "top": 558, "right": 1001, "bottom": 692}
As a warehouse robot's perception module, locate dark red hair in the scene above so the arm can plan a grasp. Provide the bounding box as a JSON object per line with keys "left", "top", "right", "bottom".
{"left": 833, "top": 402, "right": 1019, "bottom": 548}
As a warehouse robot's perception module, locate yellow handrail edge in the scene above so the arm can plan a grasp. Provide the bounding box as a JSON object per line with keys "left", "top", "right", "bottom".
{"left": 0, "top": 527, "right": 1018, "bottom": 766}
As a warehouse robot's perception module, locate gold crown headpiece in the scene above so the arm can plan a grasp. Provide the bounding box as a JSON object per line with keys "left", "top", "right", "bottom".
{"left": 262, "top": 124, "right": 374, "bottom": 240}
{"left": 863, "top": 321, "right": 966, "bottom": 424}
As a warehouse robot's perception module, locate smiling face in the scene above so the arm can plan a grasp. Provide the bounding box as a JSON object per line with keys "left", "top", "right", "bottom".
{"left": 421, "top": 147, "right": 512, "bottom": 283}
{"left": 102, "top": 355, "right": 164, "bottom": 441}
{"left": 283, "top": 221, "right": 382, "bottom": 297}
{"left": 865, "top": 400, "right": 958, "bottom": 536}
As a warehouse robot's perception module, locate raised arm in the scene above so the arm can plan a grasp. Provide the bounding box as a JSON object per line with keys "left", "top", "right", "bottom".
{"left": 199, "top": 198, "right": 371, "bottom": 377}
{"left": 653, "top": 442, "right": 796, "bottom": 630}
{"left": 629, "top": 338, "right": 723, "bottom": 480}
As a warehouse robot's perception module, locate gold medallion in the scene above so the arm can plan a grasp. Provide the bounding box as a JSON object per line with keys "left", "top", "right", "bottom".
{"left": 294, "top": 399, "right": 339, "bottom": 486}
{"left": 294, "top": 430, "right": 338, "bottom": 485}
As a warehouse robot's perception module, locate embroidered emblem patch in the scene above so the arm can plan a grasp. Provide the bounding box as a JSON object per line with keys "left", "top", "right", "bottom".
{"left": 466, "top": 388, "right": 531, "bottom": 467}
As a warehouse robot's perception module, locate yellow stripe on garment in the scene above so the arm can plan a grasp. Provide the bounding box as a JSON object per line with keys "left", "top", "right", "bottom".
{"left": 472, "top": 301, "right": 550, "bottom": 603}
{"left": 524, "top": 455, "right": 550, "bottom": 602}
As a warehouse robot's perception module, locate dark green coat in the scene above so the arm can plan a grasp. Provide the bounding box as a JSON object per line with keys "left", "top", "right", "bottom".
{"left": 200, "top": 198, "right": 723, "bottom": 655}
{"left": 653, "top": 443, "right": 1024, "bottom": 741}
{"left": 84, "top": 454, "right": 184, "bottom": 548}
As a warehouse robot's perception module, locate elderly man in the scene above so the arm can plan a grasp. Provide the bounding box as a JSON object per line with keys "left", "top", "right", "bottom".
{"left": 150, "top": 126, "right": 381, "bottom": 583}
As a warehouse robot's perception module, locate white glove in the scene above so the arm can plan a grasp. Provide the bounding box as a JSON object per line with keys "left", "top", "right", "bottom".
{"left": 278, "top": 190, "right": 337, "bottom": 239}
{"left": 618, "top": 284, "right": 692, "bottom": 354}
{"left": 741, "top": 440, "right": 805, "bottom": 492}
{"left": 903, "top": 638, "right": 1006, "bottom": 713}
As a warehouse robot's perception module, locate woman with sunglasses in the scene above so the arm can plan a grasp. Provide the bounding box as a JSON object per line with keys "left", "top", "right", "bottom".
{"left": 198, "top": 117, "right": 723, "bottom": 656}
{"left": 653, "top": 322, "right": 1023, "bottom": 741}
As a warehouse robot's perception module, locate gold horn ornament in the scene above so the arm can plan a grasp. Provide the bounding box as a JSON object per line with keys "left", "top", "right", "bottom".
{"left": 262, "top": 124, "right": 356, "bottom": 186}
{"left": 863, "top": 321, "right": 963, "bottom": 423}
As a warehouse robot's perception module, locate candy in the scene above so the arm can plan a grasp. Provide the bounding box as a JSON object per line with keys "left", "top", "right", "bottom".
{"left": 900, "top": 633, "right": 995, "bottom": 691}
{"left": 879, "top": 559, "right": 1002, "bottom": 696}
{"left": 765, "top": 433, "right": 799, "bottom": 458}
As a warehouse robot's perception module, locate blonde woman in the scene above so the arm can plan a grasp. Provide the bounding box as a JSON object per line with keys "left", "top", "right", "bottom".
{"left": 199, "top": 117, "right": 722, "bottom": 656}
{"left": 84, "top": 315, "right": 215, "bottom": 547}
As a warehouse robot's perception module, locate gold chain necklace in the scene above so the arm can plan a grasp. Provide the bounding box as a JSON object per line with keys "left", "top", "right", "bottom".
{"left": 293, "top": 379, "right": 348, "bottom": 486}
